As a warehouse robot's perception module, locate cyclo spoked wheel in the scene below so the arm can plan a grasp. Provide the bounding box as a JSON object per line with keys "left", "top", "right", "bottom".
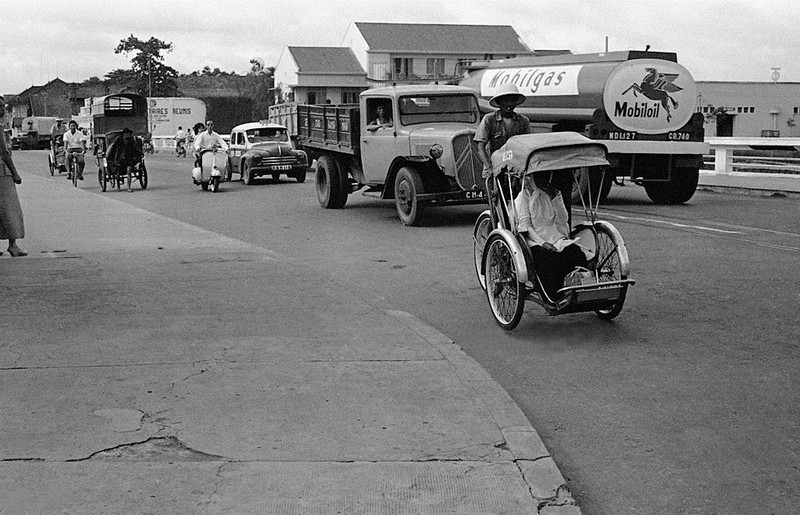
{"left": 99, "top": 164, "right": 107, "bottom": 192}
{"left": 138, "top": 162, "right": 148, "bottom": 190}
{"left": 472, "top": 210, "right": 492, "bottom": 291}
{"left": 593, "top": 224, "right": 628, "bottom": 320}
{"left": 484, "top": 234, "right": 525, "bottom": 330}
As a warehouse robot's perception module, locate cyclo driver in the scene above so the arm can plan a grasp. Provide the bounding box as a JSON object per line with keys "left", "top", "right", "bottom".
{"left": 62, "top": 120, "right": 87, "bottom": 180}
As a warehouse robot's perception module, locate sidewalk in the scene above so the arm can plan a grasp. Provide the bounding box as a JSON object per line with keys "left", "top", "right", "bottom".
{"left": 699, "top": 169, "right": 800, "bottom": 194}
{"left": 0, "top": 175, "right": 577, "bottom": 514}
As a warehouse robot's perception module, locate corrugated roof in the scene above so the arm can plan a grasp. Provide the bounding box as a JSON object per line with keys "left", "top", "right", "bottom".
{"left": 288, "top": 47, "right": 366, "bottom": 75}
{"left": 355, "top": 22, "right": 531, "bottom": 54}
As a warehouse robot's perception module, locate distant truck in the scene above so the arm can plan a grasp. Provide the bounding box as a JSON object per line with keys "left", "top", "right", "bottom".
{"left": 13, "top": 116, "right": 58, "bottom": 150}
{"left": 268, "top": 85, "right": 486, "bottom": 225}
{"left": 458, "top": 50, "right": 708, "bottom": 204}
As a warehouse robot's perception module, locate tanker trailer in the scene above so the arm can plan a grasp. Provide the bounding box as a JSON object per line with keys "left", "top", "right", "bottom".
{"left": 459, "top": 50, "right": 708, "bottom": 204}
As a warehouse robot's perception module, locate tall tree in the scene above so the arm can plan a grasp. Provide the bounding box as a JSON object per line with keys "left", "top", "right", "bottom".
{"left": 114, "top": 34, "right": 179, "bottom": 97}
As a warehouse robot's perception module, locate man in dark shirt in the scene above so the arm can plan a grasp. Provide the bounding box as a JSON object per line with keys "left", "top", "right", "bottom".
{"left": 474, "top": 83, "right": 531, "bottom": 178}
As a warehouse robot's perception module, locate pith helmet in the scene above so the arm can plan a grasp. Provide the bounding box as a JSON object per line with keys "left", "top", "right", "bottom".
{"left": 490, "top": 83, "right": 526, "bottom": 108}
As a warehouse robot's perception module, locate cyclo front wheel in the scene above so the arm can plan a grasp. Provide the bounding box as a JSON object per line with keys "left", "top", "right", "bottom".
{"left": 138, "top": 162, "right": 148, "bottom": 190}
{"left": 473, "top": 210, "right": 492, "bottom": 291}
{"left": 592, "top": 222, "right": 629, "bottom": 320}
{"left": 484, "top": 233, "right": 525, "bottom": 330}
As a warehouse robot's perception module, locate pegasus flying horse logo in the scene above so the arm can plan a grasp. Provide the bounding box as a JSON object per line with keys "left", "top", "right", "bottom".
{"left": 621, "top": 68, "right": 682, "bottom": 122}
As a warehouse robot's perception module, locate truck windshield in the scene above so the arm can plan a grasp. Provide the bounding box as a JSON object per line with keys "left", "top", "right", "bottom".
{"left": 247, "top": 128, "right": 289, "bottom": 143}
{"left": 398, "top": 94, "right": 479, "bottom": 125}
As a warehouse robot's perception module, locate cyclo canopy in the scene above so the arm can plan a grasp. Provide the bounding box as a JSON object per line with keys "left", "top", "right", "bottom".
{"left": 490, "top": 132, "right": 609, "bottom": 176}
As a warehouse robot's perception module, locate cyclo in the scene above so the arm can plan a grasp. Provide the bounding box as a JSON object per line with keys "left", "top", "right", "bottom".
{"left": 47, "top": 133, "right": 66, "bottom": 176}
{"left": 92, "top": 94, "right": 149, "bottom": 192}
{"left": 473, "top": 132, "right": 635, "bottom": 330}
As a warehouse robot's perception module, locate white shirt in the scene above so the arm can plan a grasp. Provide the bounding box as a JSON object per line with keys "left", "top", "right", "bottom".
{"left": 62, "top": 129, "right": 87, "bottom": 151}
{"left": 193, "top": 131, "right": 228, "bottom": 152}
{"left": 515, "top": 185, "right": 576, "bottom": 251}
{"left": 174, "top": 129, "right": 187, "bottom": 140}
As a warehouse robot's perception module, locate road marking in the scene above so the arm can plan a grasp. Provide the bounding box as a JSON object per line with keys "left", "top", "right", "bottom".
{"left": 607, "top": 214, "right": 743, "bottom": 234}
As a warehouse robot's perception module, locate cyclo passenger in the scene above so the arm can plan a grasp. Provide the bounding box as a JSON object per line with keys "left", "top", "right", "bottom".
{"left": 107, "top": 127, "right": 143, "bottom": 192}
{"left": 515, "top": 170, "right": 588, "bottom": 299}
{"left": 62, "top": 120, "right": 87, "bottom": 180}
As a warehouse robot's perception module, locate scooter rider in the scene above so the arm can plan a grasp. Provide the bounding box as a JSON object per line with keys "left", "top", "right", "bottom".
{"left": 62, "top": 120, "right": 87, "bottom": 180}
{"left": 192, "top": 120, "right": 227, "bottom": 183}
{"left": 193, "top": 120, "right": 227, "bottom": 154}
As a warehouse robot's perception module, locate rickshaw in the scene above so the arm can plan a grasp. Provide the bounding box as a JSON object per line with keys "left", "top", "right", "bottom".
{"left": 47, "top": 133, "right": 66, "bottom": 176}
{"left": 473, "top": 132, "right": 635, "bottom": 330}
{"left": 92, "top": 94, "right": 149, "bottom": 192}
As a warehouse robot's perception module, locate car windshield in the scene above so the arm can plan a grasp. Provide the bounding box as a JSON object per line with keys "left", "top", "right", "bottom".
{"left": 247, "top": 127, "right": 289, "bottom": 143}
{"left": 398, "top": 94, "right": 479, "bottom": 125}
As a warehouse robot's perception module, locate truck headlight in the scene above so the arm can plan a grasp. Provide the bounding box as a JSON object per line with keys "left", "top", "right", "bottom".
{"left": 429, "top": 144, "right": 443, "bottom": 159}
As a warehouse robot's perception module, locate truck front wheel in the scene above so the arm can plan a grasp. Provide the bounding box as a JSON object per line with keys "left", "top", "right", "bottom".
{"left": 394, "top": 167, "right": 426, "bottom": 226}
{"left": 316, "top": 155, "right": 348, "bottom": 209}
{"left": 644, "top": 168, "right": 699, "bottom": 204}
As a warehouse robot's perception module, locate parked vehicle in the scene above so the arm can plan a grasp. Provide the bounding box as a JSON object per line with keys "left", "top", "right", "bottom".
{"left": 227, "top": 121, "right": 308, "bottom": 184}
{"left": 12, "top": 116, "right": 58, "bottom": 150}
{"left": 269, "top": 85, "right": 486, "bottom": 225}
{"left": 458, "top": 50, "right": 708, "bottom": 204}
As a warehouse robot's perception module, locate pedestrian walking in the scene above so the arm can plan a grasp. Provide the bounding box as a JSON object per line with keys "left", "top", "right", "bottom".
{"left": 0, "top": 95, "right": 27, "bottom": 257}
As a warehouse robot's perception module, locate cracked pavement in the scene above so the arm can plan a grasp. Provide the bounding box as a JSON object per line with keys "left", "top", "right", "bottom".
{"left": 0, "top": 174, "right": 578, "bottom": 513}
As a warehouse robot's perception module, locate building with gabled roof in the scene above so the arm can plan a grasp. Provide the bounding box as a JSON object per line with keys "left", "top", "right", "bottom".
{"left": 273, "top": 46, "right": 367, "bottom": 104}
{"left": 341, "top": 22, "right": 534, "bottom": 85}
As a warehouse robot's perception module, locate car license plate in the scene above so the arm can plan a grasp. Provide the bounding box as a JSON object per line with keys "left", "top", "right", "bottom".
{"left": 273, "top": 165, "right": 292, "bottom": 171}
{"left": 464, "top": 189, "right": 485, "bottom": 200}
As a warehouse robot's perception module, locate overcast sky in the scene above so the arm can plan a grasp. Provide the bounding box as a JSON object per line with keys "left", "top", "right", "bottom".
{"left": 1, "top": 0, "right": 797, "bottom": 94}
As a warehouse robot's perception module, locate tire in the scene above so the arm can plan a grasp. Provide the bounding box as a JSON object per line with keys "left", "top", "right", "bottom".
{"left": 484, "top": 234, "right": 525, "bottom": 330}
{"left": 394, "top": 167, "right": 425, "bottom": 226}
{"left": 593, "top": 224, "right": 629, "bottom": 320}
{"left": 473, "top": 210, "right": 493, "bottom": 291}
{"left": 271, "top": 172, "right": 281, "bottom": 181}
{"left": 295, "top": 169, "right": 307, "bottom": 183}
{"left": 99, "top": 165, "right": 107, "bottom": 192}
{"left": 48, "top": 154, "right": 55, "bottom": 176}
{"left": 138, "top": 162, "right": 148, "bottom": 190}
{"left": 71, "top": 160, "right": 78, "bottom": 187}
{"left": 201, "top": 181, "right": 209, "bottom": 191}
{"left": 315, "top": 155, "right": 348, "bottom": 209}
{"left": 643, "top": 168, "right": 699, "bottom": 204}
{"left": 242, "top": 162, "right": 252, "bottom": 185}
{"left": 572, "top": 167, "right": 612, "bottom": 205}
{"left": 210, "top": 176, "right": 220, "bottom": 192}
{"left": 225, "top": 159, "right": 233, "bottom": 182}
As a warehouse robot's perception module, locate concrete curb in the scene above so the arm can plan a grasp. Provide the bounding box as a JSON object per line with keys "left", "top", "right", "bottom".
{"left": 699, "top": 170, "right": 800, "bottom": 196}
{"left": 386, "top": 310, "right": 580, "bottom": 514}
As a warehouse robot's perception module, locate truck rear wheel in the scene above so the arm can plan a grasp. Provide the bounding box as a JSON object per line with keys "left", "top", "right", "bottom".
{"left": 644, "top": 168, "right": 699, "bottom": 204}
{"left": 316, "top": 155, "right": 348, "bottom": 209}
{"left": 394, "top": 167, "right": 426, "bottom": 226}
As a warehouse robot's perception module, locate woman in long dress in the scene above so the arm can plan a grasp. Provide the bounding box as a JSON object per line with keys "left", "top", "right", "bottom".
{"left": 0, "top": 96, "right": 27, "bottom": 257}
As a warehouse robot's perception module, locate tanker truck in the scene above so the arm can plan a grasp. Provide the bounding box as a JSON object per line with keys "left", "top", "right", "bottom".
{"left": 458, "top": 50, "right": 708, "bottom": 204}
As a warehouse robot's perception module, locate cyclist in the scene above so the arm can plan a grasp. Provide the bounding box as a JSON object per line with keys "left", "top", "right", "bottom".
{"left": 174, "top": 126, "right": 187, "bottom": 156}
{"left": 62, "top": 120, "right": 87, "bottom": 180}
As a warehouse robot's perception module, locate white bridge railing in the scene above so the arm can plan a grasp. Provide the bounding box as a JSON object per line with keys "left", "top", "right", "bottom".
{"left": 705, "top": 137, "right": 800, "bottom": 175}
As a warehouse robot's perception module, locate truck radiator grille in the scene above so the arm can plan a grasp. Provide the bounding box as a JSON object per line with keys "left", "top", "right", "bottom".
{"left": 453, "top": 133, "right": 483, "bottom": 191}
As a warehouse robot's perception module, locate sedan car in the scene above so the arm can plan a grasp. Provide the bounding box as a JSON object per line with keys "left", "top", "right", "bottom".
{"left": 228, "top": 121, "right": 309, "bottom": 184}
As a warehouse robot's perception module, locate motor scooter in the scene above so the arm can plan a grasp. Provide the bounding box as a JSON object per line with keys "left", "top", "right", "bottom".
{"left": 192, "top": 148, "right": 227, "bottom": 192}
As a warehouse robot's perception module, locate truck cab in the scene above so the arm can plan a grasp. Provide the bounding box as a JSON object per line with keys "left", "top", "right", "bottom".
{"left": 358, "top": 86, "right": 483, "bottom": 192}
